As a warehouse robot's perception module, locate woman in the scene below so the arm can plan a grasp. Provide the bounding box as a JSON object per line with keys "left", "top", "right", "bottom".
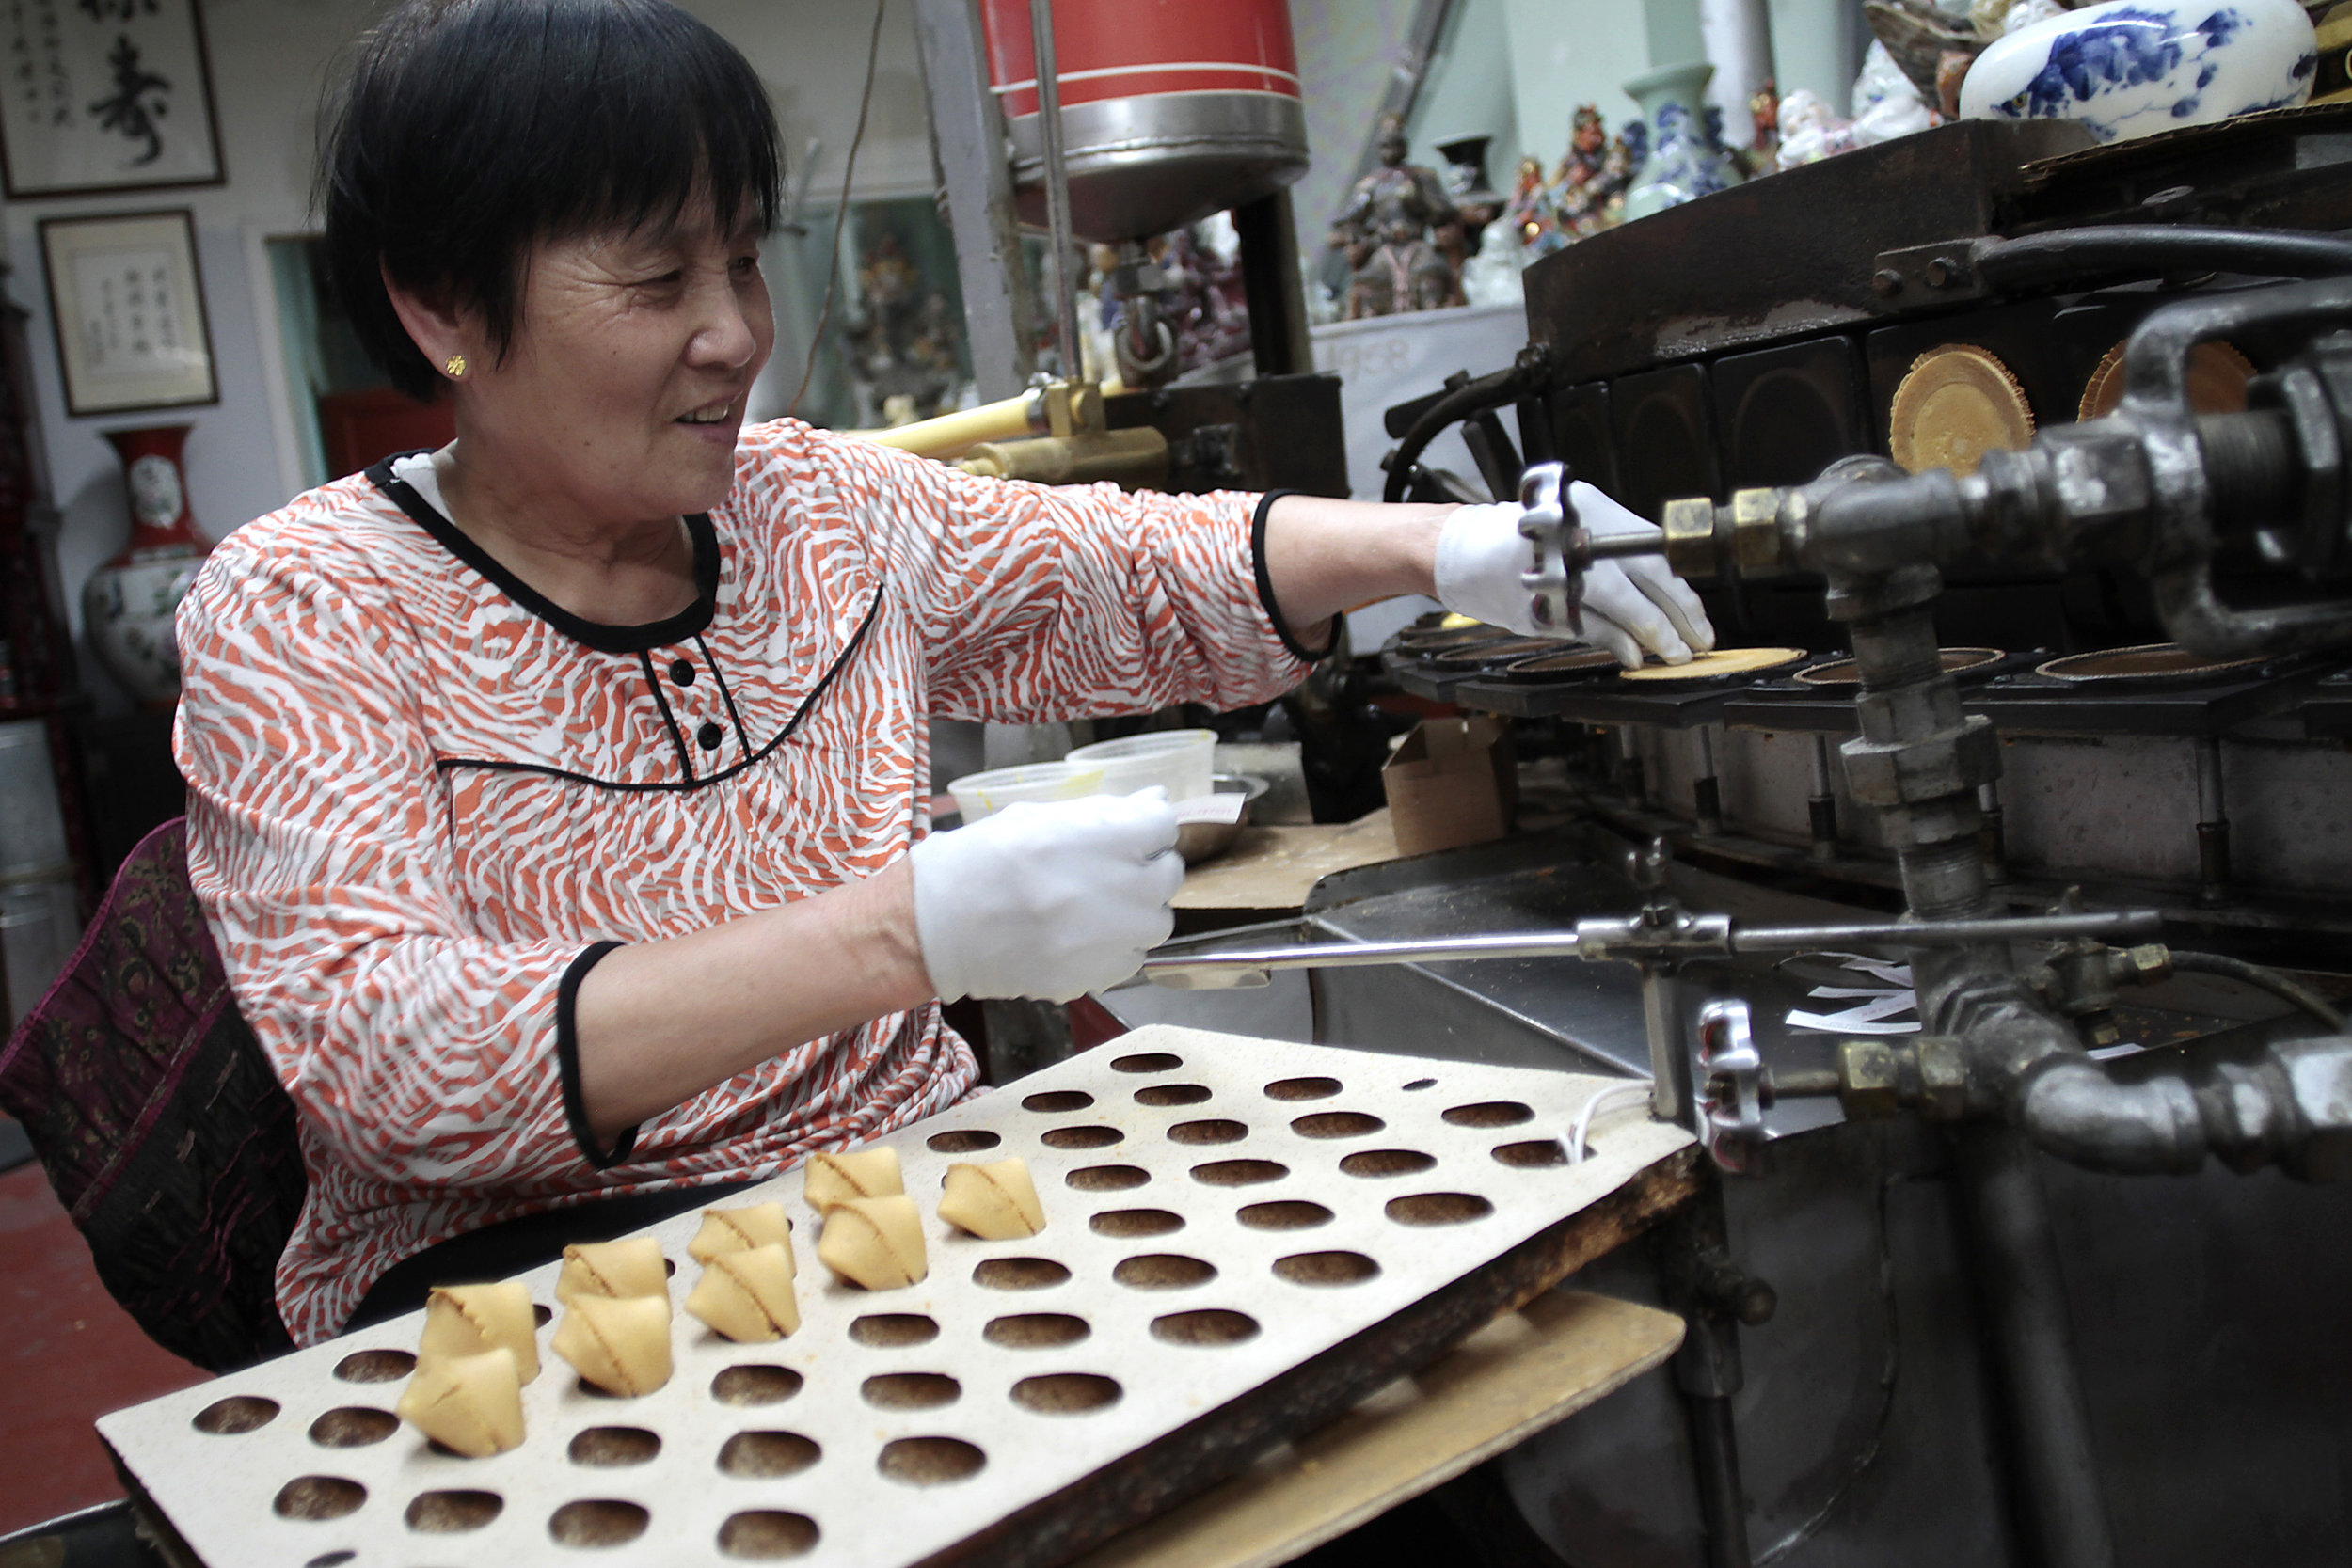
{"left": 175, "top": 0, "right": 1711, "bottom": 1346}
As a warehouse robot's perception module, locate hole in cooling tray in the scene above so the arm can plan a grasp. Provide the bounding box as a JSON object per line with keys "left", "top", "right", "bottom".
{"left": 719, "top": 1510, "right": 820, "bottom": 1559}
{"left": 927, "top": 1129, "right": 1001, "bottom": 1154}
{"left": 569, "top": 1426, "right": 661, "bottom": 1466}
{"left": 1011, "top": 1373, "right": 1122, "bottom": 1414}
{"left": 1403, "top": 1078, "right": 1437, "bottom": 1090}
{"left": 1264, "top": 1076, "right": 1341, "bottom": 1101}
{"left": 1291, "top": 1111, "right": 1385, "bottom": 1139}
{"left": 985, "top": 1312, "right": 1091, "bottom": 1349}
{"left": 1090, "top": 1208, "right": 1184, "bottom": 1238}
{"left": 1112, "top": 1254, "right": 1218, "bottom": 1290}
{"left": 863, "top": 1372, "right": 961, "bottom": 1409}
{"left": 330, "top": 1348, "right": 413, "bottom": 1384}
{"left": 307, "top": 1407, "right": 397, "bottom": 1449}
{"left": 1274, "top": 1251, "right": 1382, "bottom": 1286}
{"left": 1134, "top": 1083, "right": 1211, "bottom": 1107}
{"left": 1112, "top": 1052, "right": 1184, "bottom": 1073}
{"left": 878, "top": 1435, "right": 987, "bottom": 1486}
{"left": 1066, "top": 1164, "right": 1150, "bottom": 1191}
{"left": 850, "top": 1313, "right": 940, "bottom": 1346}
{"left": 1238, "top": 1200, "right": 1333, "bottom": 1230}
{"left": 304, "top": 1554, "right": 356, "bottom": 1567}
{"left": 1168, "top": 1118, "right": 1247, "bottom": 1145}
{"left": 712, "top": 1365, "right": 803, "bottom": 1405}
{"left": 1494, "top": 1139, "right": 1566, "bottom": 1167}
{"left": 548, "top": 1498, "right": 649, "bottom": 1548}
{"left": 1041, "top": 1125, "right": 1123, "bottom": 1150}
{"left": 1151, "top": 1309, "right": 1261, "bottom": 1347}
{"left": 1023, "top": 1090, "right": 1095, "bottom": 1113}
{"left": 1386, "top": 1192, "right": 1497, "bottom": 1226}
{"left": 273, "top": 1476, "right": 365, "bottom": 1522}
{"left": 192, "top": 1395, "right": 278, "bottom": 1434}
{"left": 405, "top": 1488, "right": 503, "bottom": 1533}
{"left": 1340, "top": 1148, "right": 1437, "bottom": 1178}
{"left": 1189, "top": 1159, "right": 1288, "bottom": 1186}
{"left": 1444, "top": 1101, "right": 1534, "bottom": 1128}
{"left": 974, "top": 1257, "right": 1072, "bottom": 1291}
{"left": 718, "top": 1430, "right": 821, "bottom": 1478}
{"left": 533, "top": 1303, "right": 554, "bottom": 1326}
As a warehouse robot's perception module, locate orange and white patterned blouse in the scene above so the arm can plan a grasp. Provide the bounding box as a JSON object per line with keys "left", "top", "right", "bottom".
{"left": 174, "top": 420, "right": 1315, "bottom": 1344}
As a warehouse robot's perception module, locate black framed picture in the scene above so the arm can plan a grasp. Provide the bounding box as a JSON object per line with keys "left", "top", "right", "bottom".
{"left": 39, "top": 207, "right": 217, "bottom": 416}
{"left": 0, "top": 0, "right": 224, "bottom": 199}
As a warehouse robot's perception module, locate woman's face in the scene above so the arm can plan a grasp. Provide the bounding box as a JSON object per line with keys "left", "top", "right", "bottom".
{"left": 460, "top": 208, "right": 774, "bottom": 526}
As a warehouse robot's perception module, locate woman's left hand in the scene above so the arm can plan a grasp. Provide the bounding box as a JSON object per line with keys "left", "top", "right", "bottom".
{"left": 1433, "top": 482, "right": 1716, "bottom": 668}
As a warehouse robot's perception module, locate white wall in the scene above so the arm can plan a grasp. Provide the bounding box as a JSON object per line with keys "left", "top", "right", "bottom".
{"left": 0, "top": 0, "right": 932, "bottom": 705}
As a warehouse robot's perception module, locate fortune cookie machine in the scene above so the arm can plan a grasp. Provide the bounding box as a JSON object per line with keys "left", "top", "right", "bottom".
{"left": 1134, "top": 106, "right": 2352, "bottom": 1568}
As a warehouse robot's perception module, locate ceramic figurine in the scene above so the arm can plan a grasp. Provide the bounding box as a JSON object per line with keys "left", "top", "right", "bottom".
{"left": 84, "top": 424, "right": 210, "bottom": 709}
{"left": 1961, "top": 0, "right": 2319, "bottom": 140}
{"left": 1737, "top": 77, "right": 1782, "bottom": 176}
{"left": 1327, "top": 115, "right": 1462, "bottom": 317}
{"left": 1434, "top": 133, "right": 1503, "bottom": 250}
{"left": 1552, "top": 105, "right": 1634, "bottom": 239}
{"left": 1775, "top": 87, "right": 1861, "bottom": 167}
{"left": 1499, "top": 155, "right": 1565, "bottom": 257}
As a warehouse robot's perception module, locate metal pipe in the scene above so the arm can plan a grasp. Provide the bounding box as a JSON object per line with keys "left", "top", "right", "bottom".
{"left": 1807, "top": 735, "right": 1837, "bottom": 859}
{"left": 1619, "top": 725, "right": 1647, "bottom": 806}
{"left": 1025, "top": 0, "right": 1083, "bottom": 380}
{"left": 1692, "top": 724, "right": 1723, "bottom": 836}
{"left": 1979, "top": 781, "right": 2009, "bottom": 886}
{"left": 2195, "top": 736, "right": 2229, "bottom": 905}
{"left": 1953, "top": 1124, "right": 2120, "bottom": 1568}
{"left": 2014, "top": 1035, "right": 2352, "bottom": 1181}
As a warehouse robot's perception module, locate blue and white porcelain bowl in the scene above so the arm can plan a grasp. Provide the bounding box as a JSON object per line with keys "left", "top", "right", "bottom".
{"left": 1961, "top": 0, "right": 2317, "bottom": 142}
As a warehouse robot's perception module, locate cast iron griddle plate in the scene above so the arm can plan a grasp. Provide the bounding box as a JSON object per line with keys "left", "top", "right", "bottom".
{"left": 1793, "top": 647, "right": 2003, "bottom": 686}
{"left": 2034, "top": 642, "right": 2268, "bottom": 686}
{"left": 99, "top": 1028, "right": 1692, "bottom": 1568}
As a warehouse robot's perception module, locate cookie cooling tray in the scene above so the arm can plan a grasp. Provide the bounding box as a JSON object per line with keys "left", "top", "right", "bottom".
{"left": 98, "top": 1026, "right": 1697, "bottom": 1568}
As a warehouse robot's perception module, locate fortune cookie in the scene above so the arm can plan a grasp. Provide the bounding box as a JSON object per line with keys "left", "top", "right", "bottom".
{"left": 937, "top": 1158, "right": 1046, "bottom": 1241}
{"left": 817, "top": 1194, "right": 928, "bottom": 1290}
{"left": 803, "top": 1147, "right": 904, "bottom": 1212}
{"left": 396, "top": 1346, "right": 525, "bottom": 1457}
{"left": 685, "top": 1243, "right": 802, "bottom": 1342}
{"left": 555, "top": 1236, "right": 669, "bottom": 1305}
{"left": 688, "top": 1201, "right": 791, "bottom": 1264}
{"left": 418, "top": 1281, "right": 541, "bottom": 1383}
{"left": 552, "top": 1292, "right": 674, "bottom": 1396}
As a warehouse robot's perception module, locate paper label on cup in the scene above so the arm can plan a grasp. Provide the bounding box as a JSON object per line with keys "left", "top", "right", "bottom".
{"left": 1175, "top": 793, "right": 1247, "bottom": 826}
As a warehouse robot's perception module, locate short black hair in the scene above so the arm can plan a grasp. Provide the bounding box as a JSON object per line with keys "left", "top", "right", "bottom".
{"left": 321, "top": 0, "right": 783, "bottom": 401}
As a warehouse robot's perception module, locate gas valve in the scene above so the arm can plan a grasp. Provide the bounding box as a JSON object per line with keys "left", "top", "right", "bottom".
{"left": 1696, "top": 999, "right": 1767, "bottom": 1174}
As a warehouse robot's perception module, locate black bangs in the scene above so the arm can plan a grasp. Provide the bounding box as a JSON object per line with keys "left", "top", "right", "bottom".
{"left": 321, "top": 0, "right": 783, "bottom": 401}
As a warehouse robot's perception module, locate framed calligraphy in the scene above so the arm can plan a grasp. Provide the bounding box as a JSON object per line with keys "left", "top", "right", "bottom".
{"left": 38, "top": 208, "right": 215, "bottom": 415}
{"left": 0, "top": 0, "right": 221, "bottom": 198}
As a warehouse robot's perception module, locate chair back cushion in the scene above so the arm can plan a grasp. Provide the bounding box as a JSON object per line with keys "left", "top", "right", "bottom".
{"left": 0, "top": 817, "right": 304, "bottom": 1370}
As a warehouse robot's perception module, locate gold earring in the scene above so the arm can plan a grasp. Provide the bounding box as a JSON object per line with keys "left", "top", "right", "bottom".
{"left": 444, "top": 354, "right": 467, "bottom": 378}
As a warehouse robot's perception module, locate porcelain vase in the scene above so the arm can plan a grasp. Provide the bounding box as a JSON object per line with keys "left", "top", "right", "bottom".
{"left": 84, "top": 424, "right": 209, "bottom": 708}
{"left": 1621, "top": 61, "right": 1743, "bottom": 222}
{"left": 1960, "top": 0, "right": 2318, "bottom": 142}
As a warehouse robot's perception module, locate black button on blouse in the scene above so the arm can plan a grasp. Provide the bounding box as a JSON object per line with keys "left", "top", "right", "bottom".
{"left": 670, "top": 658, "right": 696, "bottom": 686}
{"left": 696, "top": 721, "right": 723, "bottom": 752}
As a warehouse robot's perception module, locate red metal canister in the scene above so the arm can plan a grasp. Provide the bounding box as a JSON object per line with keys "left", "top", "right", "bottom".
{"left": 978, "top": 0, "right": 1309, "bottom": 242}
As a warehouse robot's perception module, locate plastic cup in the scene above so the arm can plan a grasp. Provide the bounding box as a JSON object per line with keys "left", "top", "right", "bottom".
{"left": 1064, "top": 729, "right": 1217, "bottom": 804}
{"left": 946, "top": 761, "right": 1107, "bottom": 823}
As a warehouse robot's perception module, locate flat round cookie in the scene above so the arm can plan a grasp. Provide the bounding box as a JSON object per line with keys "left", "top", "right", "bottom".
{"left": 1619, "top": 647, "right": 1806, "bottom": 682}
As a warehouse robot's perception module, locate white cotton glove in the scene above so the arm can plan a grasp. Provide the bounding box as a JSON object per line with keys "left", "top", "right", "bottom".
{"left": 1434, "top": 481, "right": 1717, "bottom": 669}
{"left": 909, "top": 791, "right": 1184, "bottom": 1003}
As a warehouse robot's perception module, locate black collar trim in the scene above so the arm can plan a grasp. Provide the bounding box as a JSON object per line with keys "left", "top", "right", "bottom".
{"left": 366, "top": 451, "right": 721, "bottom": 655}
{"left": 431, "top": 585, "right": 885, "bottom": 794}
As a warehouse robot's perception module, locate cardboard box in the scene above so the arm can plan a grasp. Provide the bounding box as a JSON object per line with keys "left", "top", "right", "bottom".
{"left": 1382, "top": 717, "right": 1517, "bottom": 857}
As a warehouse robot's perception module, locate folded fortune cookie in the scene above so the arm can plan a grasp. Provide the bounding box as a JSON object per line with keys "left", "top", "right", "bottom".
{"left": 551, "top": 1293, "right": 674, "bottom": 1396}
{"left": 687, "top": 1201, "right": 792, "bottom": 1264}
{"left": 804, "top": 1147, "right": 904, "bottom": 1212}
{"left": 554, "top": 1236, "right": 668, "bottom": 1306}
{"left": 937, "top": 1158, "right": 1046, "bottom": 1241}
{"left": 396, "top": 1346, "right": 525, "bottom": 1457}
{"left": 817, "top": 1194, "right": 928, "bottom": 1290}
{"left": 418, "top": 1280, "right": 541, "bottom": 1383}
{"left": 685, "top": 1243, "right": 801, "bottom": 1342}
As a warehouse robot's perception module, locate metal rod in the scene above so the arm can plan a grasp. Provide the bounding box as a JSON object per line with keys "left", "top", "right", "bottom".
{"left": 1140, "top": 909, "right": 2164, "bottom": 982}
{"left": 1693, "top": 723, "right": 1724, "bottom": 835}
{"left": 2195, "top": 736, "right": 2229, "bottom": 904}
{"left": 1025, "top": 0, "right": 1083, "bottom": 380}
{"left": 1954, "top": 1123, "right": 2120, "bottom": 1567}
{"left": 1808, "top": 734, "right": 1838, "bottom": 859}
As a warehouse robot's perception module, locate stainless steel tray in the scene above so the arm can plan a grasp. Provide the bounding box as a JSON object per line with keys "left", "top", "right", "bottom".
{"left": 99, "top": 1026, "right": 1692, "bottom": 1568}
